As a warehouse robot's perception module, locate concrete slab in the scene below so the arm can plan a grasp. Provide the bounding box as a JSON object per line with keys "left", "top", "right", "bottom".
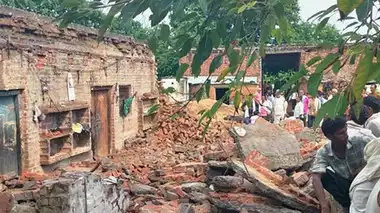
{"left": 232, "top": 118, "right": 303, "bottom": 170}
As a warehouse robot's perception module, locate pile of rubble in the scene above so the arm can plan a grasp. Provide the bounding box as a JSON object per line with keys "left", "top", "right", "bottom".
{"left": 187, "top": 99, "right": 238, "bottom": 124}
{"left": 1, "top": 98, "right": 336, "bottom": 213}
{"left": 281, "top": 119, "right": 326, "bottom": 159}
{"left": 75, "top": 106, "right": 327, "bottom": 212}
{"left": 70, "top": 97, "right": 236, "bottom": 184}
{"left": 0, "top": 171, "right": 57, "bottom": 193}
{"left": 153, "top": 97, "right": 234, "bottom": 146}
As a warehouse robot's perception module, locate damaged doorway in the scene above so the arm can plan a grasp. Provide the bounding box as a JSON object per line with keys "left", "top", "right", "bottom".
{"left": 0, "top": 91, "right": 20, "bottom": 175}
{"left": 91, "top": 87, "right": 111, "bottom": 158}
{"left": 262, "top": 52, "right": 301, "bottom": 94}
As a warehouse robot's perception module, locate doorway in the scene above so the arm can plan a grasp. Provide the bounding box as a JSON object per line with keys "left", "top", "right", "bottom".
{"left": 91, "top": 88, "right": 111, "bottom": 158}
{"left": 215, "top": 88, "right": 230, "bottom": 104}
{"left": 262, "top": 52, "right": 301, "bottom": 96}
{"left": 0, "top": 91, "right": 20, "bottom": 175}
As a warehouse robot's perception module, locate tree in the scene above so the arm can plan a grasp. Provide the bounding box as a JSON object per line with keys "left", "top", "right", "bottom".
{"left": 9, "top": 0, "right": 374, "bottom": 128}
{"left": 162, "top": 0, "right": 341, "bottom": 77}
{"left": 288, "top": 22, "right": 342, "bottom": 45}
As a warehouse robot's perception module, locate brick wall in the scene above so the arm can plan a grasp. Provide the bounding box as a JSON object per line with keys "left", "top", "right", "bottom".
{"left": 180, "top": 50, "right": 261, "bottom": 78}
{"left": 0, "top": 7, "right": 157, "bottom": 172}
{"left": 300, "top": 48, "right": 357, "bottom": 84}
{"left": 180, "top": 47, "right": 357, "bottom": 92}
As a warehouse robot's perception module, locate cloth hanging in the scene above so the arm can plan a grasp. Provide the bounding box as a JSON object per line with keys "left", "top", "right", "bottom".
{"left": 123, "top": 92, "right": 137, "bottom": 116}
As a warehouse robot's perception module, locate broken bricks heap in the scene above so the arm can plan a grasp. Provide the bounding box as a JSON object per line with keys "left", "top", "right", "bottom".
{"left": 0, "top": 6, "right": 158, "bottom": 174}
{"left": 0, "top": 99, "right": 330, "bottom": 212}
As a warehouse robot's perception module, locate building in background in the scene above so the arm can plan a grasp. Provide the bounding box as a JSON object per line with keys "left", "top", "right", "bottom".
{"left": 179, "top": 49, "right": 261, "bottom": 104}
{"left": 165, "top": 46, "right": 359, "bottom": 104}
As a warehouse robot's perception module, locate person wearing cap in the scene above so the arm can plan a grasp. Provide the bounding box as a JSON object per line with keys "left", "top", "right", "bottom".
{"left": 310, "top": 117, "right": 370, "bottom": 213}
{"left": 363, "top": 96, "right": 380, "bottom": 137}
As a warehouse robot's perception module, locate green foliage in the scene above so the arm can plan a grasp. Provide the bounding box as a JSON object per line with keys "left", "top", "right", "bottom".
{"left": 264, "top": 70, "right": 297, "bottom": 91}
{"left": 147, "top": 104, "right": 161, "bottom": 116}
{"left": 338, "top": 0, "right": 364, "bottom": 15}
{"left": 308, "top": 72, "right": 323, "bottom": 97}
{"left": 287, "top": 22, "right": 342, "bottom": 45}
{"left": 314, "top": 93, "right": 348, "bottom": 127}
{"left": 13, "top": 0, "right": 380, "bottom": 127}
{"left": 280, "top": 66, "right": 308, "bottom": 92}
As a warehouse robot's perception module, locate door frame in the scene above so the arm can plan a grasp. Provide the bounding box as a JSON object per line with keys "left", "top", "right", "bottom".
{"left": 91, "top": 86, "right": 112, "bottom": 157}
{"left": 0, "top": 90, "right": 21, "bottom": 175}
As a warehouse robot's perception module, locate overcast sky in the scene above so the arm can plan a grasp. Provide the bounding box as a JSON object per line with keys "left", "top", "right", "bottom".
{"left": 299, "top": 0, "right": 351, "bottom": 32}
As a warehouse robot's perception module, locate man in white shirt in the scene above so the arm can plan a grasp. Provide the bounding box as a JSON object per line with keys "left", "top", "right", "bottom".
{"left": 365, "top": 179, "right": 380, "bottom": 213}
{"left": 294, "top": 96, "right": 304, "bottom": 121}
{"left": 273, "top": 90, "right": 286, "bottom": 124}
{"left": 363, "top": 96, "right": 380, "bottom": 137}
{"left": 349, "top": 138, "right": 380, "bottom": 213}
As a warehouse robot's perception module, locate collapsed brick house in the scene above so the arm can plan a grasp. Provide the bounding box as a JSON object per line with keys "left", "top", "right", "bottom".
{"left": 174, "top": 46, "right": 357, "bottom": 102}
{"left": 0, "top": 7, "right": 158, "bottom": 174}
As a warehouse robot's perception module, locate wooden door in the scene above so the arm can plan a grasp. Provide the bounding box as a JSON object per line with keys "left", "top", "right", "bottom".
{"left": 91, "top": 89, "right": 110, "bottom": 158}
{"left": 0, "top": 93, "right": 20, "bottom": 175}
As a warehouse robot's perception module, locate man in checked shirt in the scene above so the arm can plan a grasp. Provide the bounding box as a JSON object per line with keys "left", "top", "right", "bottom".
{"left": 310, "top": 117, "right": 373, "bottom": 213}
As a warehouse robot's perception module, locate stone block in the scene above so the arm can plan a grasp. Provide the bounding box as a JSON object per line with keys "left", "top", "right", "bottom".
{"left": 130, "top": 184, "right": 158, "bottom": 195}
{"left": 11, "top": 204, "right": 37, "bottom": 213}
{"left": 181, "top": 182, "right": 207, "bottom": 193}
{"left": 234, "top": 118, "right": 303, "bottom": 170}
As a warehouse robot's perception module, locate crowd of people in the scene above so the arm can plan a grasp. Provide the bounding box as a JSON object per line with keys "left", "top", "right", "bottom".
{"left": 241, "top": 86, "right": 339, "bottom": 127}
{"left": 239, "top": 84, "right": 380, "bottom": 212}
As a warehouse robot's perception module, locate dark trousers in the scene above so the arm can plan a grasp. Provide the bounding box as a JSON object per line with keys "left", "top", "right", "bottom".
{"left": 321, "top": 170, "right": 352, "bottom": 208}
{"left": 308, "top": 115, "right": 316, "bottom": 128}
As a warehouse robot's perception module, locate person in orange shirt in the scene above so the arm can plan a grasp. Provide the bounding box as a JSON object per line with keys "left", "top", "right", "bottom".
{"left": 308, "top": 95, "right": 317, "bottom": 128}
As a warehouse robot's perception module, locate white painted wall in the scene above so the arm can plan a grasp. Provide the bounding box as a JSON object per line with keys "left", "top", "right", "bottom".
{"left": 161, "top": 78, "right": 187, "bottom": 102}
{"left": 162, "top": 76, "right": 258, "bottom": 102}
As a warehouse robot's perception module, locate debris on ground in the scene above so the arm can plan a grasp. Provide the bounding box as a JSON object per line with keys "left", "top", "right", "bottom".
{"left": 281, "top": 119, "right": 326, "bottom": 159}
{"left": 1, "top": 96, "right": 333, "bottom": 212}
{"left": 187, "top": 99, "right": 238, "bottom": 124}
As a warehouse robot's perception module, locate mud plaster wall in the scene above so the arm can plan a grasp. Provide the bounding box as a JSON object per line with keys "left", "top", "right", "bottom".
{"left": 0, "top": 18, "right": 157, "bottom": 172}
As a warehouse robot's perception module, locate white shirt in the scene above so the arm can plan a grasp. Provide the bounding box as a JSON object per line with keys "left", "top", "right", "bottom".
{"left": 273, "top": 97, "right": 286, "bottom": 116}
{"left": 314, "top": 98, "right": 321, "bottom": 112}
{"left": 365, "top": 179, "right": 380, "bottom": 213}
{"left": 268, "top": 95, "right": 274, "bottom": 104}
{"left": 263, "top": 100, "right": 272, "bottom": 113}
{"left": 347, "top": 121, "right": 376, "bottom": 140}
{"left": 294, "top": 102, "right": 304, "bottom": 118}
{"left": 350, "top": 138, "right": 380, "bottom": 213}
{"left": 365, "top": 112, "right": 380, "bottom": 137}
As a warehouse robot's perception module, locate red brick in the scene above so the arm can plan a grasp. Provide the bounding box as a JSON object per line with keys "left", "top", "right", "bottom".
{"left": 180, "top": 50, "right": 260, "bottom": 77}
{"left": 291, "top": 172, "right": 310, "bottom": 187}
